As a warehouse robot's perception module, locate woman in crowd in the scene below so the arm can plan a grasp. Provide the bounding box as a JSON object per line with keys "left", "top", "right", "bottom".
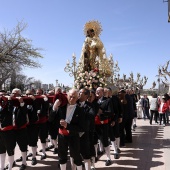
{"left": 150, "top": 93, "right": 159, "bottom": 125}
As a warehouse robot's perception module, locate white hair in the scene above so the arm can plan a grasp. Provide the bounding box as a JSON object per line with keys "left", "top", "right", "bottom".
{"left": 12, "top": 88, "right": 22, "bottom": 95}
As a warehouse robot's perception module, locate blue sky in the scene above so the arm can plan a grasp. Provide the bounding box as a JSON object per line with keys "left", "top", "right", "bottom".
{"left": 0, "top": 0, "right": 170, "bottom": 89}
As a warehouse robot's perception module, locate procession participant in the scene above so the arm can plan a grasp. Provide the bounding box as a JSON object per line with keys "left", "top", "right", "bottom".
{"left": 129, "top": 89, "right": 138, "bottom": 131}
{"left": 95, "top": 87, "right": 114, "bottom": 166}
{"left": 0, "top": 90, "right": 16, "bottom": 170}
{"left": 57, "top": 89, "right": 85, "bottom": 170}
{"left": 47, "top": 87, "right": 67, "bottom": 155}
{"left": 107, "top": 87, "right": 121, "bottom": 159}
{"left": 87, "top": 90, "right": 99, "bottom": 168}
{"left": 77, "top": 88, "right": 95, "bottom": 170}
{"left": 111, "top": 88, "right": 123, "bottom": 154}
{"left": 49, "top": 86, "right": 68, "bottom": 154}
{"left": 11, "top": 88, "right": 28, "bottom": 170}
{"left": 25, "top": 89, "right": 39, "bottom": 165}
{"left": 118, "top": 89, "right": 134, "bottom": 145}
{"left": 35, "top": 88, "right": 49, "bottom": 160}
{"left": 46, "top": 90, "right": 56, "bottom": 153}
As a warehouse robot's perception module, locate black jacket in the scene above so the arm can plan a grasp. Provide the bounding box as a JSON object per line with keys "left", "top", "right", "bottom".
{"left": 57, "top": 105, "right": 86, "bottom": 136}
{"left": 0, "top": 100, "right": 13, "bottom": 128}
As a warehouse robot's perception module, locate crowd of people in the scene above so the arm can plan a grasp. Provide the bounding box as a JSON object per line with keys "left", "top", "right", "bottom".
{"left": 0, "top": 86, "right": 169, "bottom": 170}
{"left": 136, "top": 92, "right": 170, "bottom": 126}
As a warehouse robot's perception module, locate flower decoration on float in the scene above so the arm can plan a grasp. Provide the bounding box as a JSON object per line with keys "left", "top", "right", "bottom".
{"left": 74, "top": 68, "right": 106, "bottom": 89}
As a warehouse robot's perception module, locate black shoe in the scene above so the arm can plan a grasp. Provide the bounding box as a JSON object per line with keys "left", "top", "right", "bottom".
{"left": 48, "top": 145, "right": 54, "bottom": 149}
{"left": 105, "top": 160, "right": 111, "bottom": 166}
{"left": 114, "top": 153, "right": 119, "bottom": 159}
{"left": 40, "top": 154, "right": 46, "bottom": 160}
{"left": 31, "top": 157, "right": 37, "bottom": 165}
{"left": 16, "top": 156, "right": 22, "bottom": 162}
{"left": 19, "top": 164, "right": 26, "bottom": 170}
{"left": 53, "top": 148, "right": 58, "bottom": 154}
{"left": 117, "top": 148, "right": 121, "bottom": 153}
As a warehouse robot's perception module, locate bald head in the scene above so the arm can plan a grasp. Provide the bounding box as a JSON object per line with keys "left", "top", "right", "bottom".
{"left": 67, "top": 89, "right": 78, "bottom": 105}
{"left": 96, "top": 87, "right": 104, "bottom": 99}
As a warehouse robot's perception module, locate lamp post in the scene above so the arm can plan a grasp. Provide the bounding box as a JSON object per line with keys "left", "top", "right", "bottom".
{"left": 56, "top": 79, "right": 58, "bottom": 87}
{"left": 64, "top": 53, "right": 78, "bottom": 82}
{"left": 108, "top": 54, "right": 120, "bottom": 84}
{"left": 156, "top": 67, "right": 161, "bottom": 95}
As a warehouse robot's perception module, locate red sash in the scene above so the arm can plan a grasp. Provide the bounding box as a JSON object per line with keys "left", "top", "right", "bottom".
{"left": 59, "top": 128, "right": 69, "bottom": 136}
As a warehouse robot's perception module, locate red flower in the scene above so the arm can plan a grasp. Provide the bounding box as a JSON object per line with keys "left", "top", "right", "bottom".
{"left": 93, "top": 68, "right": 99, "bottom": 72}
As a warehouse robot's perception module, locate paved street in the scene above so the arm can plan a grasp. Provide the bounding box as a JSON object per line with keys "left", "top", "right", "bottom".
{"left": 10, "top": 119, "right": 170, "bottom": 170}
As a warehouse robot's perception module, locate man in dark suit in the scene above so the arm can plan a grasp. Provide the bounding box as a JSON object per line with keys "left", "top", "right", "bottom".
{"left": 78, "top": 88, "right": 95, "bottom": 170}
{"left": 11, "top": 88, "right": 28, "bottom": 170}
{"left": 141, "top": 94, "right": 150, "bottom": 120}
{"left": 55, "top": 89, "right": 85, "bottom": 170}
{"left": 95, "top": 87, "right": 114, "bottom": 166}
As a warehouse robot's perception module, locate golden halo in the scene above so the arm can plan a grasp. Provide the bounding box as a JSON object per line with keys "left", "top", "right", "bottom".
{"left": 83, "top": 20, "right": 103, "bottom": 36}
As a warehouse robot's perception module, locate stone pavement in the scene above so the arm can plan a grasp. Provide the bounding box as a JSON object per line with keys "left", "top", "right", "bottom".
{"left": 10, "top": 119, "right": 170, "bottom": 170}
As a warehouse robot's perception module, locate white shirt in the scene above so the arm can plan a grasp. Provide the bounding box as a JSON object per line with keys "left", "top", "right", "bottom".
{"left": 65, "top": 104, "right": 77, "bottom": 124}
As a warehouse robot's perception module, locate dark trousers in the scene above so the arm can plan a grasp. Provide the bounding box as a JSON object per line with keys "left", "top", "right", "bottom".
{"left": 159, "top": 113, "right": 166, "bottom": 125}
{"left": 38, "top": 122, "right": 48, "bottom": 143}
{"left": 113, "top": 122, "right": 120, "bottom": 138}
{"left": 15, "top": 128, "right": 28, "bottom": 152}
{"left": 143, "top": 107, "right": 150, "bottom": 119}
{"left": 0, "top": 130, "right": 16, "bottom": 156}
{"left": 58, "top": 134, "right": 82, "bottom": 166}
{"left": 80, "top": 132, "right": 90, "bottom": 159}
{"left": 27, "top": 124, "right": 39, "bottom": 147}
{"left": 48, "top": 121, "right": 58, "bottom": 140}
{"left": 89, "top": 131, "right": 95, "bottom": 157}
{"left": 165, "top": 111, "right": 169, "bottom": 124}
{"left": 108, "top": 123, "right": 115, "bottom": 141}
{"left": 150, "top": 110, "right": 159, "bottom": 124}
{"left": 120, "top": 118, "right": 133, "bottom": 145}
{"left": 95, "top": 124, "right": 109, "bottom": 147}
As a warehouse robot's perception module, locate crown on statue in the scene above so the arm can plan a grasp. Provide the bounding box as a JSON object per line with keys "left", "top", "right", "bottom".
{"left": 83, "top": 20, "right": 103, "bottom": 36}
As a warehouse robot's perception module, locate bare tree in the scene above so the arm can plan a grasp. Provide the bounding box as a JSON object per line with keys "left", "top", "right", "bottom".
{"left": 0, "top": 21, "right": 43, "bottom": 67}
{"left": 0, "top": 21, "right": 43, "bottom": 89}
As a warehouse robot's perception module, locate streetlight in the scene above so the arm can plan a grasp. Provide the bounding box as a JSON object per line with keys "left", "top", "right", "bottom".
{"left": 108, "top": 54, "right": 120, "bottom": 84}
{"left": 64, "top": 53, "right": 78, "bottom": 82}
{"left": 56, "top": 79, "right": 58, "bottom": 86}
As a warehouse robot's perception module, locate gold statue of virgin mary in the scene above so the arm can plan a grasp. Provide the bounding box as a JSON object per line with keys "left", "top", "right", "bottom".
{"left": 79, "top": 20, "right": 111, "bottom": 77}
